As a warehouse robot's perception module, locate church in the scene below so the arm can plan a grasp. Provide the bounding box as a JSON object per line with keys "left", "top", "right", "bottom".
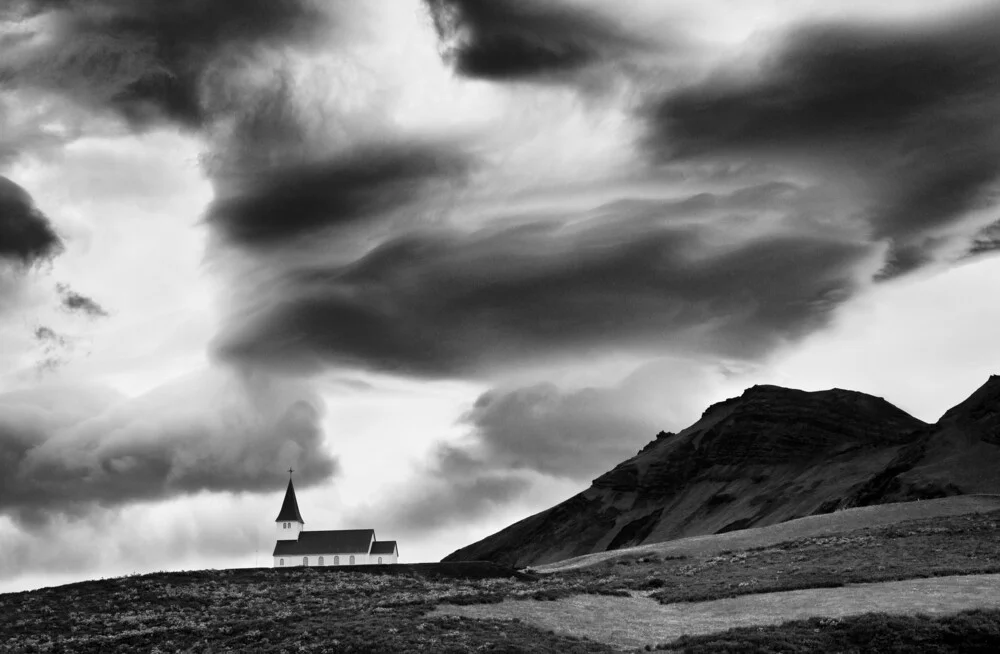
{"left": 272, "top": 472, "right": 399, "bottom": 567}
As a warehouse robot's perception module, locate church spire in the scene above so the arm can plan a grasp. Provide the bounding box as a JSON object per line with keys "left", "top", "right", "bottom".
{"left": 275, "top": 469, "right": 305, "bottom": 524}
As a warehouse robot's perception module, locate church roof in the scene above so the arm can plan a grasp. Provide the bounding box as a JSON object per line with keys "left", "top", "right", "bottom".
{"left": 272, "top": 529, "right": 375, "bottom": 556}
{"left": 275, "top": 477, "right": 304, "bottom": 523}
{"left": 370, "top": 540, "right": 397, "bottom": 555}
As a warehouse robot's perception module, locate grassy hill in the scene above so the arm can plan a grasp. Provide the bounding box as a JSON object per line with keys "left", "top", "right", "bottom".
{"left": 4, "top": 500, "right": 1000, "bottom": 652}
{"left": 446, "top": 378, "right": 1000, "bottom": 568}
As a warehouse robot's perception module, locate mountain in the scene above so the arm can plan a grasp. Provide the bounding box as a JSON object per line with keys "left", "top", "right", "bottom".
{"left": 443, "top": 377, "right": 1000, "bottom": 567}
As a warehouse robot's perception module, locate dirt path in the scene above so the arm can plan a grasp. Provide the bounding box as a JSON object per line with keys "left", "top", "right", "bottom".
{"left": 431, "top": 573, "right": 1000, "bottom": 651}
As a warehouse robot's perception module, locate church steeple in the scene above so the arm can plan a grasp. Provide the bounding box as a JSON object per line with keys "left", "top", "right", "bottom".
{"left": 275, "top": 469, "right": 305, "bottom": 540}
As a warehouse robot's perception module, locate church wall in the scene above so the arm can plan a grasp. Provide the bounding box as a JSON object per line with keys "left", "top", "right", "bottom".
{"left": 273, "top": 552, "right": 373, "bottom": 567}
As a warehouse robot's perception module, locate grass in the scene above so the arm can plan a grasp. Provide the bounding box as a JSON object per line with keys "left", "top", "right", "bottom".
{"left": 433, "top": 574, "right": 1000, "bottom": 650}
{"left": 3, "top": 506, "right": 1000, "bottom": 652}
{"left": 504, "top": 509, "right": 1000, "bottom": 606}
{"left": 1, "top": 565, "right": 612, "bottom": 653}
{"left": 536, "top": 494, "right": 1000, "bottom": 573}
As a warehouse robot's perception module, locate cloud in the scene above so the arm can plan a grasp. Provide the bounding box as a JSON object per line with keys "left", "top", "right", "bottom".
{"left": 0, "top": 91, "right": 95, "bottom": 167}
{"left": 967, "top": 219, "right": 1000, "bottom": 258}
{"left": 0, "top": 368, "right": 337, "bottom": 524}
{"left": 0, "top": 498, "right": 270, "bottom": 586}
{"left": 455, "top": 358, "right": 718, "bottom": 480}
{"left": 372, "top": 468, "right": 530, "bottom": 532}
{"left": 458, "top": 384, "right": 658, "bottom": 480}
{"left": 217, "top": 191, "right": 879, "bottom": 377}
{"left": 207, "top": 139, "right": 473, "bottom": 246}
{"left": 1, "top": 0, "right": 330, "bottom": 129}
{"left": 424, "top": 0, "right": 658, "bottom": 82}
{"left": 54, "top": 283, "right": 108, "bottom": 318}
{"left": 644, "top": 6, "right": 1000, "bottom": 276}
{"left": 30, "top": 325, "right": 74, "bottom": 376}
{"left": 0, "top": 176, "right": 63, "bottom": 267}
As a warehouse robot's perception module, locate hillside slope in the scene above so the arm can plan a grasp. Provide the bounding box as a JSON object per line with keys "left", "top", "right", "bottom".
{"left": 444, "top": 377, "right": 1000, "bottom": 567}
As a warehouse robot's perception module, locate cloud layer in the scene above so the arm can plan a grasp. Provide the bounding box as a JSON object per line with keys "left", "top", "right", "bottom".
{"left": 0, "top": 369, "right": 336, "bottom": 524}
{"left": 218, "top": 191, "right": 878, "bottom": 377}
{"left": 646, "top": 7, "right": 1000, "bottom": 277}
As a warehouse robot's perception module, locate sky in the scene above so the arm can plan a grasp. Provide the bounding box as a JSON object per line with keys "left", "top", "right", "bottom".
{"left": 1, "top": 0, "right": 999, "bottom": 593}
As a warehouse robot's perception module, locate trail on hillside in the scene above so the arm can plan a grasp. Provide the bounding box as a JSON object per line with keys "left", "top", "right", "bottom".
{"left": 432, "top": 573, "right": 1000, "bottom": 651}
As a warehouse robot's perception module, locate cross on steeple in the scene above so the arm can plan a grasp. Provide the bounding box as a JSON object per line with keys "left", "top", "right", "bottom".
{"left": 288, "top": 467, "right": 294, "bottom": 478}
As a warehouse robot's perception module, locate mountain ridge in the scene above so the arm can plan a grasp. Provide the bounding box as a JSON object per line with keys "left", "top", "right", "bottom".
{"left": 443, "top": 377, "right": 1000, "bottom": 567}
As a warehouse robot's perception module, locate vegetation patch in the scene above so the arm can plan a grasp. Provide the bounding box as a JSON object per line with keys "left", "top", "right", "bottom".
{"left": 1, "top": 567, "right": 610, "bottom": 654}
{"left": 652, "top": 608, "right": 1000, "bottom": 653}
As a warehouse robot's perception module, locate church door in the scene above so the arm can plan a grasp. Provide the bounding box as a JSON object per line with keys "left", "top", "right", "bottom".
{"left": 334, "top": 556, "right": 339, "bottom": 565}
{"left": 303, "top": 557, "right": 308, "bottom": 566}
{"left": 319, "top": 556, "right": 324, "bottom": 566}
{"left": 349, "top": 555, "right": 355, "bottom": 565}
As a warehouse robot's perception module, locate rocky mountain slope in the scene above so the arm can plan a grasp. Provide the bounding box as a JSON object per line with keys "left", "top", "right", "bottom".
{"left": 444, "top": 377, "right": 1000, "bottom": 567}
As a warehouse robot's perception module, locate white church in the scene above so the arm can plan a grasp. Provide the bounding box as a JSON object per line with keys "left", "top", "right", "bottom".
{"left": 272, "top": 471, "right": 399, "bottom": 567}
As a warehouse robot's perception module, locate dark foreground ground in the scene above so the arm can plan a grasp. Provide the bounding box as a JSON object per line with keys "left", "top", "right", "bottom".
{"left": 4, "top": 510, "right": 1000, "bottom": 652}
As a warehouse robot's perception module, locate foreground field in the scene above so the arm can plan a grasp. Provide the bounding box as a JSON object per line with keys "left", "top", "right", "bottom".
{"left": 434, "top": 573, "right": 1000, "bottom": 650}
{"left": 2, "top": 563, "right": 610, "bottom": 654}
{"left": 4, "top": 505, "right": 1000, "bottom": 652}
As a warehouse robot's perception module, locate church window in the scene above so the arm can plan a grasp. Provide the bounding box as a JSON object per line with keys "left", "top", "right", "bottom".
{"left": 349, "top": 555, "right": 355, "bottom": 565}
{"left": 334, "top": 556, "right": 339, "bottom": 565}
{"left": 319, "top": 556, "right": 324, "bottom": 566}
{"left": 279, "top": 558, "right": 284, "bottom": 566}
{"left": 378, "top": 557, "right": 383, "bottom": 564}
{"left": 303, "top": 557, "right": 308, "bottom": 566}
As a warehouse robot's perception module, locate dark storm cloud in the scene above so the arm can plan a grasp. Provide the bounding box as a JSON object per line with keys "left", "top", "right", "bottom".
{"left": 645, "top": 7, "right": 1000, "bottom": 275}
{"left": 1, "top": 0, "right": 328, "bottom": 129}
{"left": 424, "top": 0, "right": 653, "bottom": 81}
{"left": 218, "top": 198, "right": 877, "bottom": 376}
{"left": 207, "top": 141, "right": 473, "bottom": 246}
{"left": 0, "top": 176, "right": 63, "bottom": 266}
{"left": 0, "top": 370, "right": 338, "bottom": 524}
